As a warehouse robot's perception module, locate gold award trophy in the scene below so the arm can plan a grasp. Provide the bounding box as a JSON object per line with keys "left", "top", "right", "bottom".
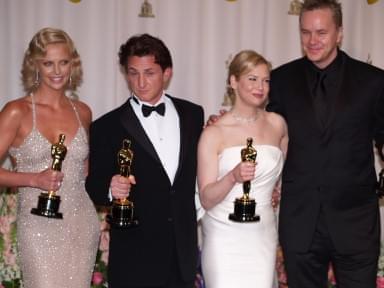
{"left": 107, "top": 139, "right": 139, "bottom": 228}
{"left": 31, "top": 134, "right": 66, "bottom": 219}
{"left": 229, "top": 137, "right": 260, "bottom": 222}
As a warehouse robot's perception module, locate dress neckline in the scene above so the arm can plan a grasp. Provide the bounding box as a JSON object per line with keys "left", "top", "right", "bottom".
{"left": 220, "top": 144, "right": 283, "bottom": 155}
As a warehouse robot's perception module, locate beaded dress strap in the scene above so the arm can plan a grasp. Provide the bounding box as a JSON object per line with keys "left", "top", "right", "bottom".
{"left": 29, "top": 93, "right": 37, "bottom": 129}
{"left": 67, "top": 97, "right": 83, "bottom": 128}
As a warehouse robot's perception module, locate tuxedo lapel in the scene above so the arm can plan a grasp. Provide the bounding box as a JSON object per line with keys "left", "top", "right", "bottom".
{"left": 119, "top": 101, "right": 162, "bottom": 164}
{"left": 171, "top": 97, "right": 189, "bottom": 182}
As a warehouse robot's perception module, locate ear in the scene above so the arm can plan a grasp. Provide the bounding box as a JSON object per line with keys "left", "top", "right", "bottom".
{"left": 336, "top": 26, "right": 343, "bottom": 47}
{"left": 229, "top": 75, "right": 237, "bottom": 90}
{"left": 163, "top": 67, "right": 173, "bottom": 82}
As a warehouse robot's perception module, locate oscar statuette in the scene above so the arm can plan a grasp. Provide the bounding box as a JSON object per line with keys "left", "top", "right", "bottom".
{"left": 107, "top": 139, "right": 139, "bottom": 228}
{"left": 229, "top": 137, "right": 260, "bottom": 222}
{"left": 31, "top": 134, "right": 66, "bottom": 219}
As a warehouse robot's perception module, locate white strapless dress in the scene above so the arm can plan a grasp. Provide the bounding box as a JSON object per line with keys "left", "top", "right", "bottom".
{"left": 201, "top": 145, "right": 284, "bottom": 288}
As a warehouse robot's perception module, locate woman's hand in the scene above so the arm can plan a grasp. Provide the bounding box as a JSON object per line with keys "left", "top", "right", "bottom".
{"left": 32, "top": 168, "right": 64, "bottom": 191}
{"left": 231, "top": 161, "right": 256, "bottom": 183}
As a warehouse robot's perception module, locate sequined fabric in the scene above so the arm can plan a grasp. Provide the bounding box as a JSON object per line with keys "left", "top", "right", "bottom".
{"left": 8, "top": 97, "right": 100, "bottom": 288}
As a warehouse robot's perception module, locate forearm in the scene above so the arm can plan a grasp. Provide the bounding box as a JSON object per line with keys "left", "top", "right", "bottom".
{"left": 0, "top": 167, "right": 37, "bottom": 189}
{"left": 199, "top": 171, "right": 236, "bottom": 210}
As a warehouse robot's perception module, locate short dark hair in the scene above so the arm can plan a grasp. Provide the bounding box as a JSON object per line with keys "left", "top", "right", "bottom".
{"left": 300, "top": 0, "right": 342, "bottom": 28}
{"left": 118, "top": 33, "right": 173, "bottom": 72}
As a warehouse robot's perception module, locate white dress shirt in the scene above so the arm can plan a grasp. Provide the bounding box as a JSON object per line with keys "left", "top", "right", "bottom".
{"left": 130, "top": 93, "right": 180, "bottom": 184}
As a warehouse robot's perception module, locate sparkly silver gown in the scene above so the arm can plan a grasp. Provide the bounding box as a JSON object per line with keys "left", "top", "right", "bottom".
{"left": 8, "top": 96, "right": 100, "bottom": 288}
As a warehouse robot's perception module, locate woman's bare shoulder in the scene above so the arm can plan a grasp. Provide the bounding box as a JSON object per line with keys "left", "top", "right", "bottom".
{"left": 264, "top": 111, "right": 287, "bottom": 128}
{"left": 71, "top": 99, "right": 92, "bottom": 127}
{"left": 1, "top": 96, "right": 31, "bottom": 120}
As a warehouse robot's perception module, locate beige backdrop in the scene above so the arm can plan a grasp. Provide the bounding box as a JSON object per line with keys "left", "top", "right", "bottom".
{"left": 1, "top": 0, "right": 384, "bottom": 232}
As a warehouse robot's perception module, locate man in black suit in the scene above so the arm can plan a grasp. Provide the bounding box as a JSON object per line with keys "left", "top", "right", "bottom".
{"left": 267, "top": 0, "right": 384, "bottom": 287}
{"left": 86, "top": 34, "right": 204, "bottom": 288}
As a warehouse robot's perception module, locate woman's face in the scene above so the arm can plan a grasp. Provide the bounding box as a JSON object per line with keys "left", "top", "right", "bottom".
{"left": 35, "top": 43, "right": 72, "bottom": 91}
{"left": 231, "top": 63, "right": 270, "bottom": 108}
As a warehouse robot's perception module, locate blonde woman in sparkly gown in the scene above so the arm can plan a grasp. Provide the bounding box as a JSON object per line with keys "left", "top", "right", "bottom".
{"left": 0, "top": 28, "right": 100, "bottom": 287}
{"left": 198, "top": 50, "right": 288, "bottom": 288}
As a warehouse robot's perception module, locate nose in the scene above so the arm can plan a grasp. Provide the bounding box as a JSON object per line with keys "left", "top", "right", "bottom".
{"left": 53, "top": 64, "right": 61, "bottom": 75}
{"left": 138, "top": 74, "right": 146, "bottom": 88}
{"left": 309, "top": 33, "right": 318, "bottom": 45}
{"left": 254, "top": 79, "right": 263, "bottom": 90}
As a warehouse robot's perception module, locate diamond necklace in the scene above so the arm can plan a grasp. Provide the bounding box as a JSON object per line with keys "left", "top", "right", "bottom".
{"left": 230, "top": 111, "right": 259, "bottom": 124}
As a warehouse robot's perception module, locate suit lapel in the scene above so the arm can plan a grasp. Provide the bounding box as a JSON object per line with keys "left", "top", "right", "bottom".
{"left": 119, "top": 100, "right": 162, "bottom": 164}
{"left": 297, "top": 58, "right": 321, "bottom": 130}
{"left": 170, "top": 97, "right": 189, "bottom": 182}
{"left": 322, "top": 52, "right": 347, "bottom": 132}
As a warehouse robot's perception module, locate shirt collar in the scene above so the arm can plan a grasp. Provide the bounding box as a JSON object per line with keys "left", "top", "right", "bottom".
{"left": 130, "top": 92, "right": 166, "bottom": 107}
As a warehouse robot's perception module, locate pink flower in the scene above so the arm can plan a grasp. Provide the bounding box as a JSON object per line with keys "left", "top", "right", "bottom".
{"left": 328, "top": 264, "right": 336, "bottom": 285}
{"left": 377, "top": 276, "right": 384, "bottom": 288}
{"left": 92, "top": 271, "right": 104, "bottom": 285}
{"left": 4, "top": 251, "right": 17, "bottom": 266}
{"left": 100, "top": 217, "right": 110, "bottom": 231}
{"left": 99, "top": 230, "right": 110, "bottom": 251}
{"left": 0, "top": 216, "right": 12, "bottom": 234}
{"left": 101, "top": 249, "right": 109, "bottom": 264}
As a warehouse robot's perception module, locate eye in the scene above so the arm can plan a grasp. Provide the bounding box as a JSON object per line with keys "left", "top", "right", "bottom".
{"left": 248, "top": 76, "right": 257, "bottom": 82}
{"left": 60, "top": 60, "right": 70, "bottom": 65}
{"left": 43, "top": 61, "right": 53, "bottom": 67}
{"left": 127, "top": 70, "right": 138, "bottom": 76}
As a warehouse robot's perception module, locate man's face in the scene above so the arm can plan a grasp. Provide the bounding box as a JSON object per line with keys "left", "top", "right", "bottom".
{"left": 125, "top": 55, "right": 171, "bottom": 105}
{"left": 300, "top": 8, "right": 343, "bottom": 69}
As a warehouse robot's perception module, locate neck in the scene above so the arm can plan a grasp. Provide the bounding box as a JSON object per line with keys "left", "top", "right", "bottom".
{"left": 33, "top": 88, "right": 66, "bottom": 106}
{"left": 230, "top": 108, "right": 261, "bottom": 124}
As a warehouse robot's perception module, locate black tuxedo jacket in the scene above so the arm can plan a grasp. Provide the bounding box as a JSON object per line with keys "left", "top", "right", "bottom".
{"left": 86, "top": 95, "right": 204, "bottom": 287}
{"left": 267, "top": 51, "right": 384, "bottom": 253}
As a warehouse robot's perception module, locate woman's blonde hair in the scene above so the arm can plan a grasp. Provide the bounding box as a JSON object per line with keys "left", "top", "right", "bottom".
{"left": 21, "top": 27, "right": 82, "bottom": 93}
{"left": 226, "top": 50, "right": 271, "bottom": 105}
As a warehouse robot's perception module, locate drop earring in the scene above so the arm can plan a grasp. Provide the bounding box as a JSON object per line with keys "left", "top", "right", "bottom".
{"left": 34, "top": 71, "right": 40, "bottom": 87}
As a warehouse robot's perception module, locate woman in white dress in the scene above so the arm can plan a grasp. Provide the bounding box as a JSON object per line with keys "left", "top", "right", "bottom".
{"left": 197, "top": 50, "right": 288, "bottom": 288}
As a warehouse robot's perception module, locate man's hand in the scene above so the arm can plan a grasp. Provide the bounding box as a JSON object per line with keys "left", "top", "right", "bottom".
{"left": 205, "top": 109, "right": 227, "bottom": 127}
{"left": 272, "top": 185, "right": 281, "bottom": 210}
{"left": 110, "top": 174, "right": 136, "bottom": 200}
{"left": 376, "top": 143, "right": 384, "bottom": 162}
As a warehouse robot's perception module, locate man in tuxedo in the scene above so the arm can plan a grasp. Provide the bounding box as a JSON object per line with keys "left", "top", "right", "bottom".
{"left": 86, "top": 34, "right": 204, "bottom": 288}
{"left": 267, "top": 0, "right": 384, "bottom": 287}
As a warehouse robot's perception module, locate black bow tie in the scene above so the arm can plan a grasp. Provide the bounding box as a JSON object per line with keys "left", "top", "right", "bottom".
{"left": 141, "top": 103, "right": 166, "bottom": 117}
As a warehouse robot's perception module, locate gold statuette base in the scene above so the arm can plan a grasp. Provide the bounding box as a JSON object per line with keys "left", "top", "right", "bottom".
{"left": 107, "top": 200, "right": 139, "bottom": 229}
{"left": 31, "top": 193, "right": 63, "bottom": 219}
{"left": 229, "top": 197, "right": 260, "bottom": 222}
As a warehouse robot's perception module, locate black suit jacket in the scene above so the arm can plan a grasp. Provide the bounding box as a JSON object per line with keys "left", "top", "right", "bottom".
{"left": 267, "top": 50, "right": 384, "bottom": 253}
{"left": 86, "top": 95, "right": 204, "bottom": 287}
